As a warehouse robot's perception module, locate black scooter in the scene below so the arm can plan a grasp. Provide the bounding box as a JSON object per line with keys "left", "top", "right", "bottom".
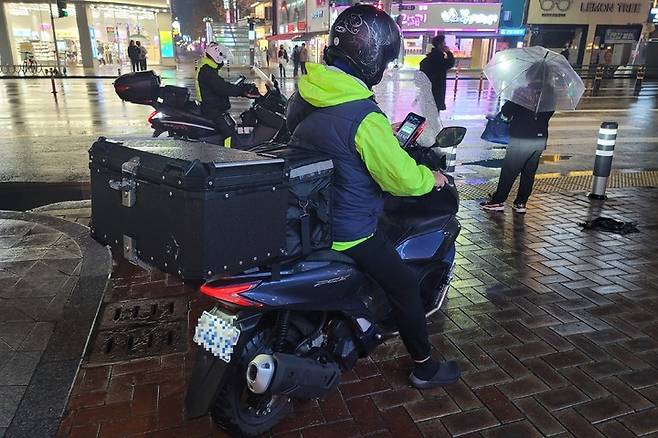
{"left": 185, "top": 123, "right": 467, "bottom": 436}
{"left": 114, "top": 69, "right": 289, "bottom": 149}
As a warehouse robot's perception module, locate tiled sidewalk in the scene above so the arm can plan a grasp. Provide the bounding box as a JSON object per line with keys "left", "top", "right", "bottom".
{"left": 57, "top": 188, "right": 658, "bottom": 437}
{"left": 0, "top": 211, "right": 111, "bottom": 438}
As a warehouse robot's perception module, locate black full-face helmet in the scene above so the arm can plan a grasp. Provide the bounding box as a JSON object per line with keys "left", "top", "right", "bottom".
{"left": 324, "top": 4, "right": 401, "bottom": 88}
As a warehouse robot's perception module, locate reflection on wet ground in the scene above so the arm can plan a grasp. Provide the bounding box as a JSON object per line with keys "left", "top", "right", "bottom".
{"left": 465, "top": 155, "right": 574, "bottom": 169}
{"left": 0, "top": 63, "right": 657, "bottom": 188}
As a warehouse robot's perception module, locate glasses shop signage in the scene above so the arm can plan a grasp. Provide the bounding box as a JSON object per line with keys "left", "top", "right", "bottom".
{"left": 528, "top": 0, "right": 650, "bottom": 24}
{"left": 391, "top": 3, "right": 501, "bottom": 32}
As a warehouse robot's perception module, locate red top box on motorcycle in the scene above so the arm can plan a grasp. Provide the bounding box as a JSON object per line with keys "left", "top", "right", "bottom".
{"left": 89, "top": 137, "right": 289, "bottom": 279}
{"left": 114, "top": 71, "right": 161, "bottom": 105}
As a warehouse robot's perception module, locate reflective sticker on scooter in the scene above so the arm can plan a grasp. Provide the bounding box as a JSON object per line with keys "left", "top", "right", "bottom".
{"left": 193, "top": 311, "right": 241, "bottom": 363}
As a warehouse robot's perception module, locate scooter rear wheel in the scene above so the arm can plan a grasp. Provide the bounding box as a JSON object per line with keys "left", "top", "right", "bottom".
{"left": 211, "top": 330, "right": 292, "bottom": 437}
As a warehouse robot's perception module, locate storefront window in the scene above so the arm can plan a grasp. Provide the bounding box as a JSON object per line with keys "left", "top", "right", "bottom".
{"left": 90, "top": 5, "right": 160, "bottom": 65}
{"left": 5, "top": 3, "right": 80, "bottom": 65}
{"left": 593, "top": 25, "right": 642, "bottom": 66}
{"left": 277, "top": 0, "right": 306, "bottom": 34}
{"left": 530, "top": 25, "right": 586, "bottom": 66}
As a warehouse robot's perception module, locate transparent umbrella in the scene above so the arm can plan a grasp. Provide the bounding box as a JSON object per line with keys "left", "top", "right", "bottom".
{"left": 484, "top": 46, "right": 585, "bottom": 112}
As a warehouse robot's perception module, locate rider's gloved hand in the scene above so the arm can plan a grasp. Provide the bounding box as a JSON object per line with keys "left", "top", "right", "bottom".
{"left": 433, "top": 171, "right": 448, "bottom": 189}
{"left": 242, "top": 83, "right": 260, "bottom": 98}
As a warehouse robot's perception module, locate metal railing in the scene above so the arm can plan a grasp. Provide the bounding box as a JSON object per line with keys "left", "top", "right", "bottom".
{"left": 0, "top": 63, "right": 65, "bottom": 77}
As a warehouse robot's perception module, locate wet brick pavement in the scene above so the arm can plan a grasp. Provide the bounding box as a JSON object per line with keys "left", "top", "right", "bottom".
{"left": 56, "top": 187, "right": 658, "bottom": 437}
{"left": 0, "top": 211, "right": 111, "bottom": 438}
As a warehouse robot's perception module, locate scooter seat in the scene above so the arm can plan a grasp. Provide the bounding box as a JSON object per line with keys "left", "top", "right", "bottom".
{"left": 401, "top": 213, "right": 453, "bottom": 235}
{"left": 304, "top": 249, "right": 357, "bottom": 265}
{"left": 380, "top": 212, "right": 453, "bottom": 243}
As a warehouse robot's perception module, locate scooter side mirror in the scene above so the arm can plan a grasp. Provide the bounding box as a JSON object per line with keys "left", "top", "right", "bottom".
{"left": 435, "top": 127, "right": 466, "bottom": 148}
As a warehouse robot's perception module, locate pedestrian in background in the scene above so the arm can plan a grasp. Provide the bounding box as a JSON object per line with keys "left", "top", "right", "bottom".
{"left": 96, "top": 41, "right": 106, "bottom": 65}
{"left": 481, "top": 66, "right": 555, "bottom": 214}
{"left": 292, "top": 45, "right": 300, "bottom": 77}
{"left": 137, "top": 41, "right": 148, "bottom": 71}
{"left": 105, "top": 44, "right": 113, "bottom": 64}
{"left": 299, "top": 42, "right": 309, "bottom": 74}
{"left": 265, "top": 47, "right": 271, "bottom": 67}
{"left": 420, "top": 34, "right": 455, "bottom": 113}
{"left": 128, "top": 40, "right": 139, "bottom": 72}
{"left": 278, "top": 45, "right": 288, "bottom": 79}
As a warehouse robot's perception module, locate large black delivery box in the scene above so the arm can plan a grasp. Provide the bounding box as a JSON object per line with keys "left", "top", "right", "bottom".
{"left": 89, "top": 137, "right": 288, "bottom": 279}
{"left": 89, "top": 138, "right": 333, "bottom": 280}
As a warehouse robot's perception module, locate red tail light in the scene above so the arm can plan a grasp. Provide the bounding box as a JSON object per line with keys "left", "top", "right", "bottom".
{"left": 200, "top": 281, "right": 263, "bottom": 307}
{"left": 147, "top": 110, "right": 159, "bottom": 123}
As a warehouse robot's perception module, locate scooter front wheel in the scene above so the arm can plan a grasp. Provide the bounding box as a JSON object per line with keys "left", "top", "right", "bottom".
{"left": 211, "top": 329, "right": 291, "bottom": 437}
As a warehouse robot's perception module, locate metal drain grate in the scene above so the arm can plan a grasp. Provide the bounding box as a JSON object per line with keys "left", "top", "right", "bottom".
{"left": 88, "top": 296, "right": 189, "bottom": 364}
{"left": 99, "top": 296, "right": 189, "bottom": 328}
{"left": 89, "top": 322, "right": 186, "bottom": 364}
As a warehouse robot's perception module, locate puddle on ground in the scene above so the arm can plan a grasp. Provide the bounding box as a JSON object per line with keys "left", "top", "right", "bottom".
{"left": 463, "top": 159, "right": 504, "bottom": 168}
{"left": 540, "top": 154, "right": 573, "bottom": 163}
{"left": 462, "top": 177, "right": 492, "bottom": 185}
{"left": 463, "top": 154, "right": 573, "bottom": 170}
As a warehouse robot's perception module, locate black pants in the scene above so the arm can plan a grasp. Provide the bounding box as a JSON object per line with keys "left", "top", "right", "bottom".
{"left": 344, "top": 232, "right": 431, "bottom": 361}
{"left": 131, "top": 60, "right": 139, "bottom": 72}
{"left": 300, "top": 62, "right": 307, "bottom": 74}
{"left": 279, "top": 62, "right": 286, "bottom": 78}
{"left": 212, "top": 113, "right": 244, "bottom": 148}
{"left": 293, "top": 62, "right": 299, "bottom": 77}
{"left": 492, "top": 137, "right": 545, "bottom": 204}
{"left": 140, "top": 59, "right": 147, "bottom": 70}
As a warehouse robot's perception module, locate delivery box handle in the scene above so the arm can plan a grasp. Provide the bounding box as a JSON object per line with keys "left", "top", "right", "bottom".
{"left": 164, "top": 159, "right": 202, "bottom": 178}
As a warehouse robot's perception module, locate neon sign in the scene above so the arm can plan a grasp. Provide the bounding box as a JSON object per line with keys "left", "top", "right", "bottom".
{"left": 440, "top": 8, "right": 499, "bottom": 26}
{"left": 399, "top": 13, "right": 428, "bottom": 27}
{"left": 392, "top": 3, "right": 501, "bottom": 30}
{"left": 499, "top": 28, "right": 526, "bottom": 36}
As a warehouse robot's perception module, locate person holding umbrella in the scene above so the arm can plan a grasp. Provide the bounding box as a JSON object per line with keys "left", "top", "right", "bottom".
{"left": 481, "top": 46, "right": 585, "bottom": 213}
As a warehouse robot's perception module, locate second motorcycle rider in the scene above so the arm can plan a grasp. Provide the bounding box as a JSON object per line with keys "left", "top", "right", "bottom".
{"left": 286, "top": 4, "right": 460, "bottom": 388}
{"left": 196, "top": 42, "right": 259, "bottom": 147}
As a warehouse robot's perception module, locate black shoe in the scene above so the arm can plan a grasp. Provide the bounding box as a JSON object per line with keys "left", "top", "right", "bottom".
{"left": 513, "top": 203, "right": 527, "bottom": 214}
{"left": 480, "top": 200, "right": 505, "bottom": 212}
{"left": 409, "top": 360, "right": 460, "bottom": 389}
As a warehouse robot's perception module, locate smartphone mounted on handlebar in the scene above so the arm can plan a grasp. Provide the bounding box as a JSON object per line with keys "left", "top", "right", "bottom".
{"left": 395, "top": 112, "right": 426, "bottom": 148}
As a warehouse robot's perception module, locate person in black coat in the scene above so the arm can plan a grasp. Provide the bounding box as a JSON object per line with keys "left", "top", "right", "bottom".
{"left": 127, "top": 40, "right": 139, "bottom": 72}
{"left": 420, "top": 35, "right": 455, "bottom": 112}
{"left": 481, "top": 66, "right": 556, "bottom": 214}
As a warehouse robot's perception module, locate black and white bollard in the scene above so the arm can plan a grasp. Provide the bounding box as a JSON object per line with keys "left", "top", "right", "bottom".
{"left": 588, "top": 121, "right": 618, "bottom": 200}
{"left": 438, "top": 146, "right": 457, "bottom": 173}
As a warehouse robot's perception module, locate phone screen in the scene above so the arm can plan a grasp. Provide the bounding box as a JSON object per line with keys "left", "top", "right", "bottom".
{"left": 395, "top": 113, "right": 425, "bottom": 146}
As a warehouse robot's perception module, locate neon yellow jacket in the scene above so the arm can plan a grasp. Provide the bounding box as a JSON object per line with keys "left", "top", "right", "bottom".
{"left": 296, "top": 64, "right": 435, "bottom": 250}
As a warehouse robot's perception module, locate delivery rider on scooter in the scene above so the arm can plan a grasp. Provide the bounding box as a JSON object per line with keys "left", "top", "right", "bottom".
{"left": 196, "top": 42, "right": 260, "bottom": 147}
{"left": 285, "top": 5, "right": 460, "bottom": 388}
